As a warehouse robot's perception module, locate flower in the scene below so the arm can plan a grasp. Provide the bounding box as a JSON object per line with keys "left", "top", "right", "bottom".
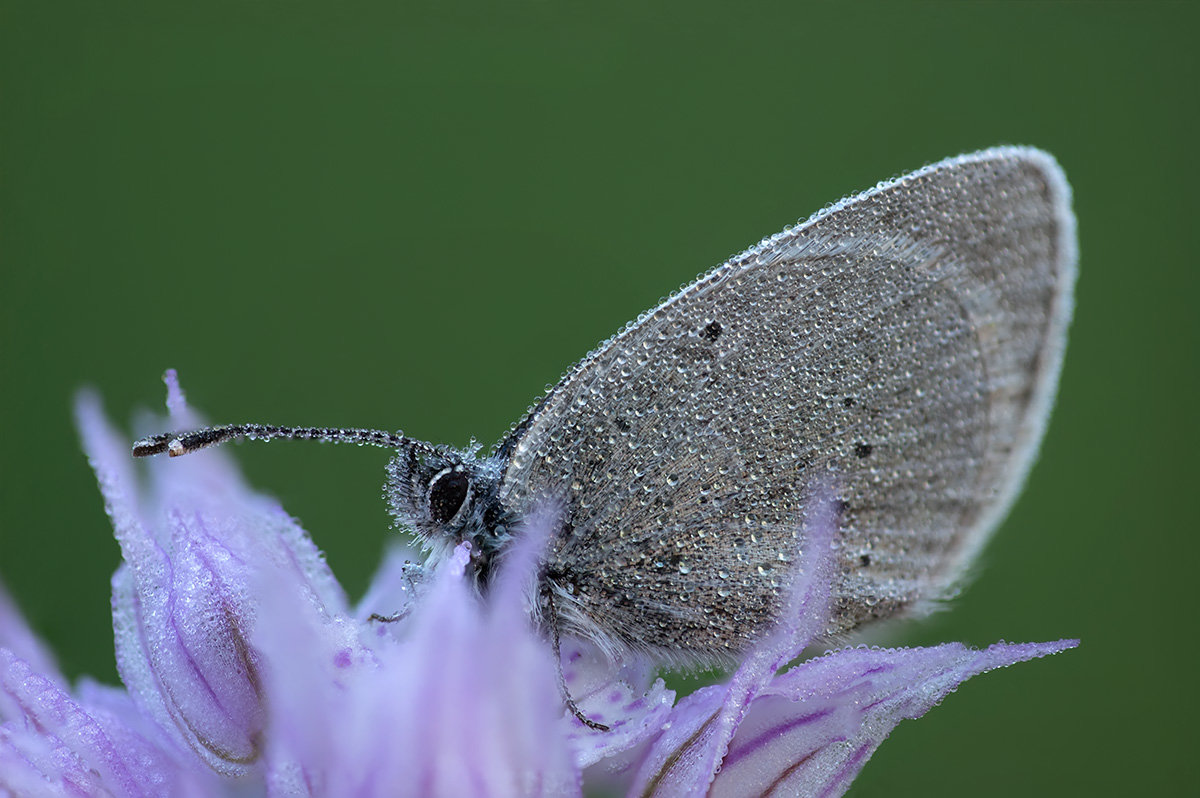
{"left": 0, "top": 372, "right": 1076, "bottom": 796}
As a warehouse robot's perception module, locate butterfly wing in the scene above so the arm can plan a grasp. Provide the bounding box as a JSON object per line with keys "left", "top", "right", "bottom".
{"left": 497, "top": 147, "right": 1076, "bottom": 664}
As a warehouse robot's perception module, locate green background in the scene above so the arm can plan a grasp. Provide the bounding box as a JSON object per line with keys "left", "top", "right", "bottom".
{"left": 1, "top": 2, "right": 1194, "bottom": 794}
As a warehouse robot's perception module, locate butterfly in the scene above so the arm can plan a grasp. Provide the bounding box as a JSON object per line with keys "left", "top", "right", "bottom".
{"left": 134, "top": 147, "right": 1076, "bottom": 728}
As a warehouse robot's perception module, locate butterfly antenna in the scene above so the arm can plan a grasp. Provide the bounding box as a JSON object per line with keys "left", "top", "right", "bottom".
{"left": 132, "top": 423, "right": 415, "bottom": 458}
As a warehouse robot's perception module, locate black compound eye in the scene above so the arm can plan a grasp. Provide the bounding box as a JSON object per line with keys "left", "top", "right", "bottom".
{"left": 428, "top": 467, "right": 470, "bottom": 524}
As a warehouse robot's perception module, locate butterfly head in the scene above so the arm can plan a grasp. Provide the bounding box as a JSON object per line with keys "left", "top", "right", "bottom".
{"left": 385, "top": 441, "right": 513, "bottom": 574}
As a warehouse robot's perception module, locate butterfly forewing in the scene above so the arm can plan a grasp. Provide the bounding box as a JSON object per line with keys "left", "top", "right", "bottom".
{"left": 497, "top": 148, "right": 1075, "bottom": 664}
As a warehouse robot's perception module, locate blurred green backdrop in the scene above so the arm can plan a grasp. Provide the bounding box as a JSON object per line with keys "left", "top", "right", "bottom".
{"left": 1, "top": 1, "right": 1195, "bottom": 794}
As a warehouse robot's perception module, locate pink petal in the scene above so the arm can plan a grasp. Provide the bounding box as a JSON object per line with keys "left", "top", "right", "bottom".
{"left": 708, "top": 639, "right": 1079, "bottom": 798}
{"left": 0, "top": 579, "right": 61, "bottom": 691}
{"left": 630, "top": 486, "right": 840, "bottom": 796}
{"left": 0, "top": 648, "right": 215, "bottom": 798}
{"left": 76, "top": 376, "right": 348, "bottom": 776}
{"left": 258, "top": 519, "right": 582, "bottom": 797}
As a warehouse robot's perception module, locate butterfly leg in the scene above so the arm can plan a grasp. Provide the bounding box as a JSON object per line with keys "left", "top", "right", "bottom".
{"left": 544, "top": 586, "right": 610, "bottom": 732}
{"left": 366, "top": 560, "right": 427, "bottom": 623}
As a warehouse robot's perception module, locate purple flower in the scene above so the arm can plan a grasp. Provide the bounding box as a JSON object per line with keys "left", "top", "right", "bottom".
{"left": 0, "top": 372, "right": 1076, "bottom": 796}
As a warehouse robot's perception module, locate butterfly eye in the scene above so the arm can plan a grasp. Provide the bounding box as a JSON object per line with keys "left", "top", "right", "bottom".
{"left": 428, "top": 466, "right": 471, "bottom": 525}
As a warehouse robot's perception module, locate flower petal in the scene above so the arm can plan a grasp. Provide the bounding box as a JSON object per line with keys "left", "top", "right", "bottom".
{"left": 0, "top": 647, "right": 216, "bottom": 798}
{"left": 706, "top": 639, "right": 1079, "bottom": 798}
{"left": 252, "top": 564, "right": 373, "bottom": 796}
{"left": 76, "top": 374, "right": 349, "bottom": 776}
{"left": 0, "top": 579, "right": 61, "bottom": 698}
{"left": 258, "top": 518, "right": 582, "bottom": 797}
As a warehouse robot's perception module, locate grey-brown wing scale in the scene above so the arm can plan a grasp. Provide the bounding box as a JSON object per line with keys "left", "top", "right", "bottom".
{"left": 497, "top": 147, "right": 1075, "bottom": 665}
